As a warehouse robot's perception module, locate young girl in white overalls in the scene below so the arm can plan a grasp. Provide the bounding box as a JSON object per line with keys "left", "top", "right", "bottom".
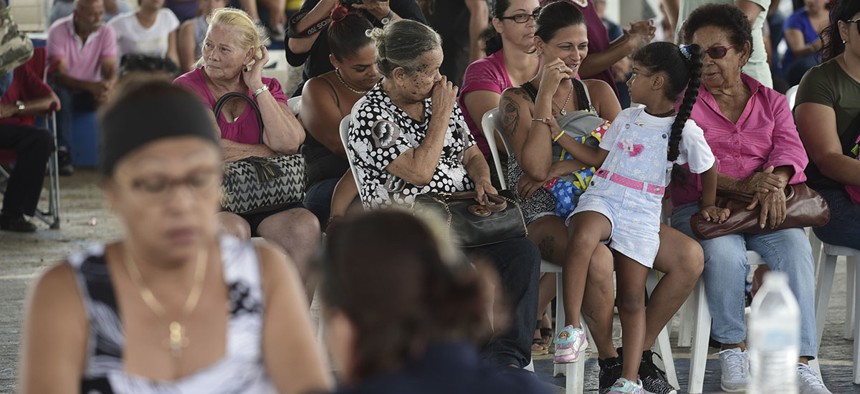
{"left": 551, "top": 42, "right": 730, "bottom": 393}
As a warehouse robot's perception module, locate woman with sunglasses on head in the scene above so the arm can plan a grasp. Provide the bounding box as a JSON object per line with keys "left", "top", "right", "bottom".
{"left": 499, "top": 3, "right": 704, "bottom": 393}
{"left": 795, "top": 0, "right": 860, "bottom": 251}
{"left": 669, "top": 4, "right": 829, "bottom": 393}
{"left": 459, "top": 0, "right": 541, "bottom": 160}
{"left": 17, "top": 80, "right": 332, "bottom": 394}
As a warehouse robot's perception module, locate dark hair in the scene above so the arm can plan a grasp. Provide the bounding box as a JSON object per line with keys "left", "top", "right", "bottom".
{"left": 98, "top": 78, "right": 220, "bottom": 175}
{"left": 535, "top": 1, "right": 585, "bottom": 44}
{"left": 327, "top": 5, "right": 374, "bottom": 61}
{"left": 482, "top": 0, "right": 513, "bottom": 55}
{"left": 369, "top": 20, "right": 441, "bottom": 77}
{"left": 681, "top": 3, "right": 752, "bottom": 56}
{"left": 821, "top": 0, "right": 860, "bottom": 61}
{"left": 633, "top": 42, "right": 703, "bottom": 161}
{"left": 321, "top": 210, "right": 493, "bottom": 381}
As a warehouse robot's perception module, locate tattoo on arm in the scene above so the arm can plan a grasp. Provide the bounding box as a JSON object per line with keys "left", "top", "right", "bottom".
{"left": 538, "top": 235, "right": 555, "bottom": 262}
{"left": 500, "top": 95, "right": 520, "bottom": 138}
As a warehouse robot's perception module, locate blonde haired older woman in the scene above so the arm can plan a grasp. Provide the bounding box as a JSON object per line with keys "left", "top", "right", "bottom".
{"left": 174, "top": 8, "right": 320, "bottom": 298}
{"left": 18, "top": 80, "right": 331, "bottom": 393}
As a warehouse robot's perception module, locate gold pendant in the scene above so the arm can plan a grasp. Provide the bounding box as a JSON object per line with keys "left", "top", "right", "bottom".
{"left": 167, "top": 321, "right": 189, "bottom": 357}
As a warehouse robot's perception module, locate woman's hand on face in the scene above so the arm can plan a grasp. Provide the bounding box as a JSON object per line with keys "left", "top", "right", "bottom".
{"left": 350, "top": 0, "right": 391, "bottom": 21}
{"left": 538, "top": 59, "right": 572, "bottom": 96}
{"left": 747, "top": 188, "right": 787, "bottom": 229}
{"left": 624, "top": 20, "right": 655, "bottom": 52}
{"left": 700, "top": 205, "right": 731, "bottom": 224}
{"left": 430, "top": 76, "right": 458, "bottom": 117}
{"left": 739, "top": 166, "right": 786, "bottom": 194}
{"left": 517, "top": 176, "right": 545, "bottom": 201}
{"left": 474, "top": 179, "right": 498, "bottom": 205}
{"left": 242, "top": 45, "right": 269, "bottom": 91}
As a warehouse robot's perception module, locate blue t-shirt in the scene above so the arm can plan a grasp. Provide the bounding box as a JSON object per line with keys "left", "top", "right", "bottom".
{"left": 781, "top": 9, "right": 820, "bottom": 70}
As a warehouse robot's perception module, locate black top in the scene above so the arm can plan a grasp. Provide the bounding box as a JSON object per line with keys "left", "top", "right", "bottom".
{"left": 285, "top": 0, "right": 426, "bottom": 83}
{"left": 333, "top": 342, "right": 553, "bottom": 394}
{"left": 425, "top": 0, "right": 472, "bottom": 86}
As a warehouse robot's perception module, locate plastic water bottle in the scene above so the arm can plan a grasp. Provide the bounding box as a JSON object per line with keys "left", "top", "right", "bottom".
{"left": 748, "top": 271, "right": 800, "bottom": 394}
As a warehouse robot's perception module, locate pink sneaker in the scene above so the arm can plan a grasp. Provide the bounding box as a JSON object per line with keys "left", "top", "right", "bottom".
{"left": 553, "top": 324, "right": 587, "bottom": 363}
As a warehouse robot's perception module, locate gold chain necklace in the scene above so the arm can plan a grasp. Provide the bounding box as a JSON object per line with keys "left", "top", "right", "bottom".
{"left": 335, "top": 68, "right": 369, "bottom": 95}
{"left": 123, "top": 245, "right": 208, "bottom": 358}
{"left": 557, "top": 80, "right": 574, "bottom": 116}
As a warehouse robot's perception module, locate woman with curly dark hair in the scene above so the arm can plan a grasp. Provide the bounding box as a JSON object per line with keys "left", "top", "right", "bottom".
{"left": 671, "top": 4, "right": 828, "bottom": 393}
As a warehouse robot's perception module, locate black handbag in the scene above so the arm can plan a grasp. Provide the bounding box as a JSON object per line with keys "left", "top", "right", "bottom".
{"left": 412, "top": 190, "right": 528, "bottom": 247}
{"left": 216, "top": 92, "right": 306, "bottom": 214}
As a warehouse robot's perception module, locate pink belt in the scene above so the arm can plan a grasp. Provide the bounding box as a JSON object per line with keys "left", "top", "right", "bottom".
{"left": 595, "top": 168, "right": 665, "bottom": 195}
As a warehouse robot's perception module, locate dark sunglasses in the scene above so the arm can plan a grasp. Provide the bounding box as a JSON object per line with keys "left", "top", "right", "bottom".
{"left": 703, "top": 45, "right": 736, "bottom": 59}
{"left": 498, "top": 7, "right": 541, "bottom": 24}
{"left": 846, "top": 18, "right": 860, "bottom": 34}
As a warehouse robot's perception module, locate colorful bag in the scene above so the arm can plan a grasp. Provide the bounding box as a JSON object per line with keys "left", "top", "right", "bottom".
{"left": 0, "top": 7, "right": 34, "bottom": 75}
{"left": 216, "top": 92, "right": 306, "bottom": 214}
{"left": 543, "top": 110, "right": 611, "bottom": 217}
{"left": 847, "top": 135, "right": 860, "bottom": 204}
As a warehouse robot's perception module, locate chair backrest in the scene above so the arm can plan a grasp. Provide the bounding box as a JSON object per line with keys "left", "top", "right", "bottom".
{"left": 480, "top": 108, "right": 508, "bottom": 189}
{"left": 339, "top": 114, "right": 366, "bottom": 202}
{"left": 287, "top": 96, "right": 302, "bottom": 116}
{"left": 786, "top": 85, "right": 799, "bottom": 110}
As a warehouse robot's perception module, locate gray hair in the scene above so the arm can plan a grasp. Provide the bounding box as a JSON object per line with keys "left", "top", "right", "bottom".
{"left": 368, "top": 19, "right": 441, "bottom": 77}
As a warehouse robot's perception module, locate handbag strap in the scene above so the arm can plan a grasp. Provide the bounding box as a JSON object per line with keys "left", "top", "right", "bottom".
{"left": 213, "top": 91, "right": 264, "bottom": 144}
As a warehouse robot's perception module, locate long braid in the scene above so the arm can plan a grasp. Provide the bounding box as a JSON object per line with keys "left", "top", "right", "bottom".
{"left": 667, "top": 44, "right": 702, "bottom": 162}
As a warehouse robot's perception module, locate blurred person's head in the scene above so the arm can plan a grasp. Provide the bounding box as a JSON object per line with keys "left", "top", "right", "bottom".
{"left": 198, "top": 0, "right": 228, "bottom": 16}
{"left": 681, "top": 3, "right": 751, "bottom": 91}
{"left": 99, "top": 79, "right": 221, "bottom": 263}
{"left": 201, "top": 8, "right": 267, "bottom": 80}
{"left": 73, "top": 0, "right": 105, "bottom": 34}
{"left": 821, "top": 0, "right": 860, "bottom": 61}
{"left": 482, "top": 0, "right": 540, "bottom": 55}
{"left": 533, "top": 1, "right": 587, "bottom": 78}
{"left": 321, "top": 210, "right": 495, "bottom": 385}
{"left": 138, "top": 0, "right": 164, "bottom": 11}
{"left": 327, "top": 4, "right": 380, "bottom": 92}
{"left": 369, "top": 19, "right": 442, "bottom": 102}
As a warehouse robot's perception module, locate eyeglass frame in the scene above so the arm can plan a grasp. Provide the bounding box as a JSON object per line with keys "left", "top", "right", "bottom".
{"left": 497, "top": 7, "right": 541, "bottom": 24}
{"left": 703, "top": 44, "right": 737, "bottom": 59}
{"left": 845, "top": 18, "right": 860, "bottom": 34}
{"left": 119, "top": 168, "right": 222, "bottom": 202}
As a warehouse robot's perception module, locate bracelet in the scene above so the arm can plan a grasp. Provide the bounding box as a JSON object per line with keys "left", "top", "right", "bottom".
{"left": 287, "top": 10, "right": 332, "bottom": 38}
{"left": 552, "top": 130, "right": 565, "bottom": 142}
{"left": 252, "top": 84, "right": 269, "bottom": 98}
{"left": 532, "top": 117, "right": 551, "bottom": 125}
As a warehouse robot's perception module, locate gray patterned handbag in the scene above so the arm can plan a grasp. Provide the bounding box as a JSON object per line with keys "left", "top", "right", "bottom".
{"left": 216, "top": 92, "right": 306, "bottom": 214}
{"left": 0, "top": 7, "right": 34, "bottom": 75}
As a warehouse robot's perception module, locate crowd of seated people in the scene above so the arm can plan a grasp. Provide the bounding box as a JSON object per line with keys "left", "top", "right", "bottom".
{"left": 13, "top": 0, "right": 860, "bottom": 393}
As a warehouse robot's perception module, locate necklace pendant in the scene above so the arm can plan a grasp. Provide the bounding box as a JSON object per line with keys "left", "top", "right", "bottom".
{"left": 167, "top": 321, "right": 189, "bottom": 358}
{"left": 560, "top": 108, "right": 567, "bottom": 116}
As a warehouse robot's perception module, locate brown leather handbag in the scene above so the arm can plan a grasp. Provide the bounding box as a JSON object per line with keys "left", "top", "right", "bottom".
{"left": 412, "top": 190, "right": 528, "bottom": 247}
{"left": 690, "top": 183, "right": 830, "bottom": 240}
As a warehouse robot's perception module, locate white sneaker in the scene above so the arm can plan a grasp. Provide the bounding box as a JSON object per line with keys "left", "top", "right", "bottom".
{"left": 797, "top": 363, "right": 831, "bottom": 394}
{"left": 717, "top": 348, "right": 749, "bottom": 392}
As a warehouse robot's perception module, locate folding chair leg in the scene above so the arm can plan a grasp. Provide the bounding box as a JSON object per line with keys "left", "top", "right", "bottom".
{"left": 688, "top": 279, "right": 710, "bottom": 394}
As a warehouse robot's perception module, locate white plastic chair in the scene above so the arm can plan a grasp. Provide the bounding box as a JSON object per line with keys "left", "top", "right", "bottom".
{"left": 480, "top": 109, "right": 678, "bottom": 392}
{"left": 338, "top": 115, "right": 364, "bottom": 195}
{"left": 786, "top": 85, "right": 799, "bottom": 110}
{"left": 810, "top": 232, "right": 860, "bottom": 383}
{"left": 287, "top": 96, "right": 302, "bottom": 116}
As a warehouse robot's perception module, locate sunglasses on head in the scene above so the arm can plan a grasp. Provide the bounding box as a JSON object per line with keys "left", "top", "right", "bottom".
{"left": 703, "top": 45, "right": 736, "bottom": 59}
{"left": 498, "top": 7, "right": 542, "bottom": 24}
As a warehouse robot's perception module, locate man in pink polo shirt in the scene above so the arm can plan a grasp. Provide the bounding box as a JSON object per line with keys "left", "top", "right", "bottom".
{"left": 47, "top": 0, "right": 117, "bottom": 175}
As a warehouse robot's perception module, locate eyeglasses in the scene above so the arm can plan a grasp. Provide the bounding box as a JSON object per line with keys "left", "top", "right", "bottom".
{"left": 126, "top": 169, "right": 221, "bottom": 201}
{"left": 498, "top": 8, "right": 541, "bottom": 24}
{"left": 846, "top": 18, "right": 860, "bottom": 34}
{"left": 703, "top": 45, "right": 736, "bottom": 59}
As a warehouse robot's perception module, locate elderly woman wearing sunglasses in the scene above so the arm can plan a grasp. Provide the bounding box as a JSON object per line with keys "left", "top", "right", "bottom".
{"left": 667, "top": 4, "right": 830, "bottom": 393}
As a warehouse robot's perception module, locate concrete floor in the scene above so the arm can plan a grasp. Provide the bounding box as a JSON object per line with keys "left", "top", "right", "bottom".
{"left": 1, "top": 169, "right": 858, "bottom": 393}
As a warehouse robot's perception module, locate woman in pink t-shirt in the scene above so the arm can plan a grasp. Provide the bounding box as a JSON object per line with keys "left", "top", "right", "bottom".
{"left": 459, "top": 0, "right": 541, "bottom": 158}
{"left": 174, "top": 8, "right": 320, "bottom": 300}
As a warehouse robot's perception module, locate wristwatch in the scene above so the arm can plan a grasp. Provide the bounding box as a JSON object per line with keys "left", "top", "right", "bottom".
{"left": 15, "top": 100, "right": 24, "bottom": 114}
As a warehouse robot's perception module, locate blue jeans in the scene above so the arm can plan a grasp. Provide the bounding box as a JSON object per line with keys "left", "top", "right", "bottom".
{"left": 303, "top": 177, "right": 339, "bottom": 226}
{"left": 671, "top": 202, "right": 818, "bottom": 358}
{"left": 813, "top": 188, "right": 860, "bottom": 250}
{"left": 467, "top": 237, "right": 541, "bottom": 368}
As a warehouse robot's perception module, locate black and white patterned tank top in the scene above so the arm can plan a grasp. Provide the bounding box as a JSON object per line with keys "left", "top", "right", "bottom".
{"left": 68, "top": 235, "right": 276, "bottom": 393}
